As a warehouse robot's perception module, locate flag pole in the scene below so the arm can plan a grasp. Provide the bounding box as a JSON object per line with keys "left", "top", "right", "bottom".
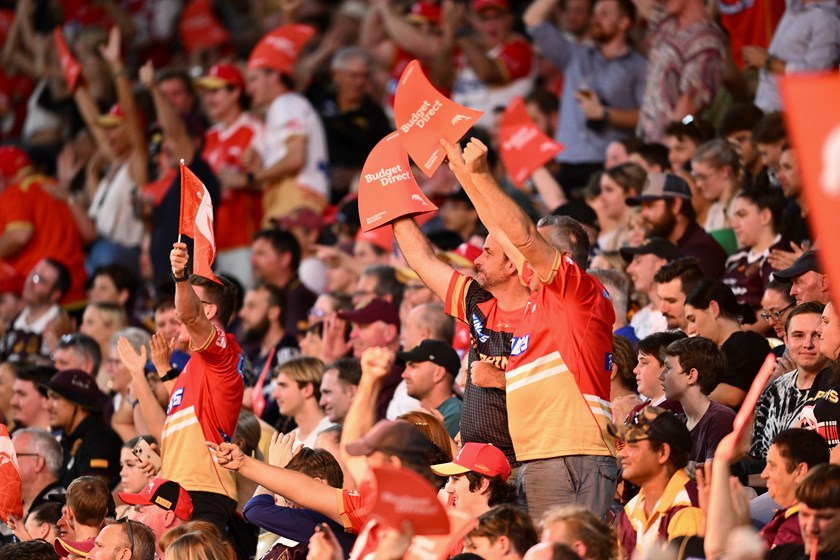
{"left": 178, "top": 159, "right": 185, "bottom": 243}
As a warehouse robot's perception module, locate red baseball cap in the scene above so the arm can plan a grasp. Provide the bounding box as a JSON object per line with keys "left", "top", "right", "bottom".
{"left": 118, "top": 477, "right": 194, "bottom": 521}
{"left": 442, "top": 242, "right": 482, "bottom": 269}
{"left": 431, "top": 442, "right": 511, "bottom": 481}
{"left": 0, "top": 146, "right": 32, "bottom": 180}
{"left": 0, "top": 262, "right": 23, "bottom": 296}
{"left": 406, "top": 2, "right": 442, "bottom": 24}
{"left": 196, "top": 63, "right": 245, "bottom": 91}
{"left": 54, "top": 536, "right": 95, "bottom": 558}
{"left": 472, "top": 0, "right": 510, "bottom": 11}
{"left": 95, "top": 103, "right": 125, "bottom": 127}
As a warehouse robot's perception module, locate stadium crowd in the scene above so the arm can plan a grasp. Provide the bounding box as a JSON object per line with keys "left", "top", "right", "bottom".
{"left": 0, "top": 0, "right": 838, "bottom": 558}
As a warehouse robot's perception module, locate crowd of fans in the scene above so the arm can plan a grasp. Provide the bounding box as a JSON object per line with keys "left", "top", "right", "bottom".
{"left": 0, "top": 0, "right": 839, "bottom": 559}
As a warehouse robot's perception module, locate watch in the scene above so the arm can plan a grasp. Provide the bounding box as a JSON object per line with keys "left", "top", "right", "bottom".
{"left": 160, "top": 369, "right": 181, "bottom": 382}
{"left": 172, "top": 271, "right": 189, "bottom": 283}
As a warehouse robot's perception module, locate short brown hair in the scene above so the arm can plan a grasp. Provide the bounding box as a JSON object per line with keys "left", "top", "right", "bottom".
{"left": 664, "top": 337, "right": 725, "bottom": 395}
{"left": 287, "top": 447, "right": 344, "bottom": 488}
{"left": 66, "top": 476, "right": 110, "bottom": 526}
{"left": 796, "top": 464, "right": 840, "bottom": 509}
{"left": 190, "top": 275, "right": 239, "bottom": 326}
{"left": 467, "top": 505, "right": 538, "bottom": 557}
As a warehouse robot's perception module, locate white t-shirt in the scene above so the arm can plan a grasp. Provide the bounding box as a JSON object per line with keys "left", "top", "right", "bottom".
{"left": 263, "top": 92, "right": 329, "bottom": 199}
{"left": 88, "top": 162, "right": 144, "bottom": 247}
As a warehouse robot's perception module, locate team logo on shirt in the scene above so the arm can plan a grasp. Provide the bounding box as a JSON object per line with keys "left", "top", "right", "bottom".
{"left": 472, "top": 313, "right": 490, "bottom": 343}
{"left": 511, "top": 334, "right": 530, "bottom": 356}
{"left": 167, "top": 388, "right": 184, "bottom": 414}
{"left": 605, "top": 352, "right": 613, "bottom": 372}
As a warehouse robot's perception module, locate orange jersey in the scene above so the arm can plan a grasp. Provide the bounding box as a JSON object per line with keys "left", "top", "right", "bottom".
{"left": 160, "top": 325, "right": 244, "bottom": 499}
{"left": 0, "top": 175, "right": 86, "bottom": 305}
{"left": 202, "top": 113, "right": 265, "bottom": 251}
{"left": 506, "top": 251, "right": 616, "bottom": 461}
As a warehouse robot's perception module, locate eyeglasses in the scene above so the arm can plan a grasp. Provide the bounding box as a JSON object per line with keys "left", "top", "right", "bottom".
{"left": 760, "top": 303, "right": 795, "bottom": 322}
{"left": 116, "top": 517, "right": 135, "bottom": 555}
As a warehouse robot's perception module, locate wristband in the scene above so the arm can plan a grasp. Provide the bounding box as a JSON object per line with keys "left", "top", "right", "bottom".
{"left": 160, "top": 369, "right": 180, "bottom": 382}
{"left": 172, "top": 271, "right": 189, "bottom": 283}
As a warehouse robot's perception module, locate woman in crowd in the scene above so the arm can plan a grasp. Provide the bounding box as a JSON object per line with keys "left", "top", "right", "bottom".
{"left": 592, "top": 163, "right": 645, "bottom": 252}
{"left": 684, "top": 280, "right": 772, "bottom": 408}
{"left": 116, "top": 435, "right": 159, "bottom": 518}
{"left": 610, "top": 335, "right": 644, "bottom": 424}
{"left": 723, "top": 188, "right": 790, "bottom": 330}
{"left": 108, "top": 327, "right": 151, "bottom": 441}
{"left": 691, "top": 139, "right": 741, "bottom": 254}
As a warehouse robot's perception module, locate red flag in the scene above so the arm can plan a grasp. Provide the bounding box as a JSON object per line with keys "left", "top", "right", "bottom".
{"left": 393, "top": 60, "right": 483, "bottom": 177}
{"left": 360, "top": 466, "right": 450, "bottom": 535}
{"left": 54, "top": 28, "right": 82, "bottom": 92}
{"left": 179, "top": 161, "right": 220, "bottom": 284}
{"left": 358, "top": 132, "right": 437, "bottom": 232}
{"left": 178, "top": 0, "right": 230, "bottom": 53}
{"left": 779, "top": 73, "right": 840, "bottom": 306}
{"left": 247, "top": 25, "right": 316, "bottom": 75}
{"left": 0, "top": 423, "right": 23, "bottom": 523}
{"left": 498, "top": 97, "right": 564, "bottom": 187}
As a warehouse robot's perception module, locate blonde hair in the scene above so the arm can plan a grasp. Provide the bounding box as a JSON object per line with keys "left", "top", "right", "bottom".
{"left": 161, "top": 522, "right": 233, "bottom": 558}
{"left": 276, "top": 357, "right": 326, "bottom": 400}
{"left": 541, "top": 505, "right": 615, "bottom": 560}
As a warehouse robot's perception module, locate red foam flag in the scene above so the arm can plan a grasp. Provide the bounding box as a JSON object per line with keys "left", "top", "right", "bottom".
{"left": 0, "top": 423, "right": 23, "bottom": 524}
{"left": 779, "top": 73, "right": 840, "bottom": 306}
{"left": 248, "top": 25, "right": 316, "bottom": 75}
{"left": 178, "top": 0, "right": 231, "bottom": 53}
{"left": 179, "top": 161, "right": 221, "bottom": 284}
{"left": 54, "top": 28, "right": 82, "bottom": 92}
{"left": 358, "top": 132, "right": 437, "bottom": 232}
{"left": 499, "top": 97, "right": 564, "bottom": 187}
{"left": 394, "top": 60, "right": 483, "bottom": 177}
{"left": 360, "top": 466, "right": 450, "bottom": 535}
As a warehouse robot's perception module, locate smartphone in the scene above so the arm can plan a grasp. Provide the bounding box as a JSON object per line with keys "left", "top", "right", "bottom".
{"left": 132, "top": 437, "right": 161, "bottom": 471}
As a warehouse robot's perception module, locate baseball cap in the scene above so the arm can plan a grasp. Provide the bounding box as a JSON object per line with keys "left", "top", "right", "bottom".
{"left": 0, "top": 262, "right": 23, "bottom": 295}
{"left": 42, "top": 369, "right": 106, "bottom": 413}
{"left": 431, "top": 442, "right": 511, "bottom": 481}
{"left": 626, "top": 173, "right": 692, "bottom": 206}
{"left": 145, "top": 349, "right": 189, "bottom": 374}
{"left": 196, "top": 63, "right": 245, "bottom": 91}
{"left": 441, "top": 242, "right": 482, "bottom": 269}
{"left": 619, "top": 237, "right": 682, "bottom": 263}
{"left": 118, "top": 477, "right": 194, "bottom": 521}
{"left": 54, "top": 537, "right": 95, "bottom": 558}
{"left": 772, "top": 250, "right": 821, "bottom": 281}
{"left": 397, "top": 339, "right": 461, "bottom": 377}
{"left": 95, "top": 103, "right": 125, "bottom": 127}
{"left": 406, "top": 1, "right": 442, "bottom": 24}
{"left": 472, "top": 0, "right": 510, "bottom": 11}
{"left": 345, "top": 420, "right": 437, "bottom": 463}
{"left": 0, "top": 146, "right": 32, "bottom": 180}
{"left": 339, "top": 298, "right": 400, "bottom": 327}
{"left": 607, "top": 406, "right": 692, "bottom": 454}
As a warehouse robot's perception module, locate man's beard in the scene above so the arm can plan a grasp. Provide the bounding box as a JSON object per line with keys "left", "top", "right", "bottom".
{"left": 590, "top": 25, "right": 615, "bottom": 44}
{"left": 242, "top": 315, "right": 271, "bottom": 343}
{"left": 646, "top": 208, "right": 678, "bottom": 239}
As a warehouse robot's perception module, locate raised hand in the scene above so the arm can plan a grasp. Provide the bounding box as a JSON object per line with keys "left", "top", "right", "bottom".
{"left": 269, "top": 432, "right": 303, "bottom": 468}
{"left": 118, "top": 336, "right": 148, "bottom": 375}
{"left": 307, "top": 523, "right": 344, "bottom": 560}
{"left": 462, "top": 138, "right": 490, "bottom": 175}
{"left": 170, "top": 242, "right": 189, "bottom": 278}
{"left": 149, "top": 331, "right": 175, "bottom": 374}
{"left": 99, "top": 26, "right": 123, "bottom": 70}
{"left": 361, "top": 347, "right": 396, "bottom": 381}
{"left": 138, "top": 59, "right": 155, "bottom": 90}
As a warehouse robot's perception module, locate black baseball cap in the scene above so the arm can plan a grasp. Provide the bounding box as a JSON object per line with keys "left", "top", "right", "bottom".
{"left": 620, "top": 238, "right": 683, "bottom": 263}
{"left": 772, "top": 250, "right": 821, "bottom": 281}
{"left": 626, "top": 173, "right": 692, "bottom": 206}
{"left": 42, "top": 369, "right": 106, "bottom": 413}
{"left": 397, "top": 339, "right": 461, "bottom": 377}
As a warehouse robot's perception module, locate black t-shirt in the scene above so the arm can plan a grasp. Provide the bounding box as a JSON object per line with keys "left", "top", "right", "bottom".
{"left": 720, "top": 331, "right": 772, "bottom": 393}
{"left": 677, "top": 221, "right": 728, "bottom": 279}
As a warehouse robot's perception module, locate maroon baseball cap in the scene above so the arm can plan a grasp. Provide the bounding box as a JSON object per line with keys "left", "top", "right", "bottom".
{"left": 339, "top": 298, "right": 400, "bottom": 327}
{"left": 118, "top": 477, "right": 194, "bottom": 521}
{"left": 0, "top": 146, "right": 31, "bottom": 180}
